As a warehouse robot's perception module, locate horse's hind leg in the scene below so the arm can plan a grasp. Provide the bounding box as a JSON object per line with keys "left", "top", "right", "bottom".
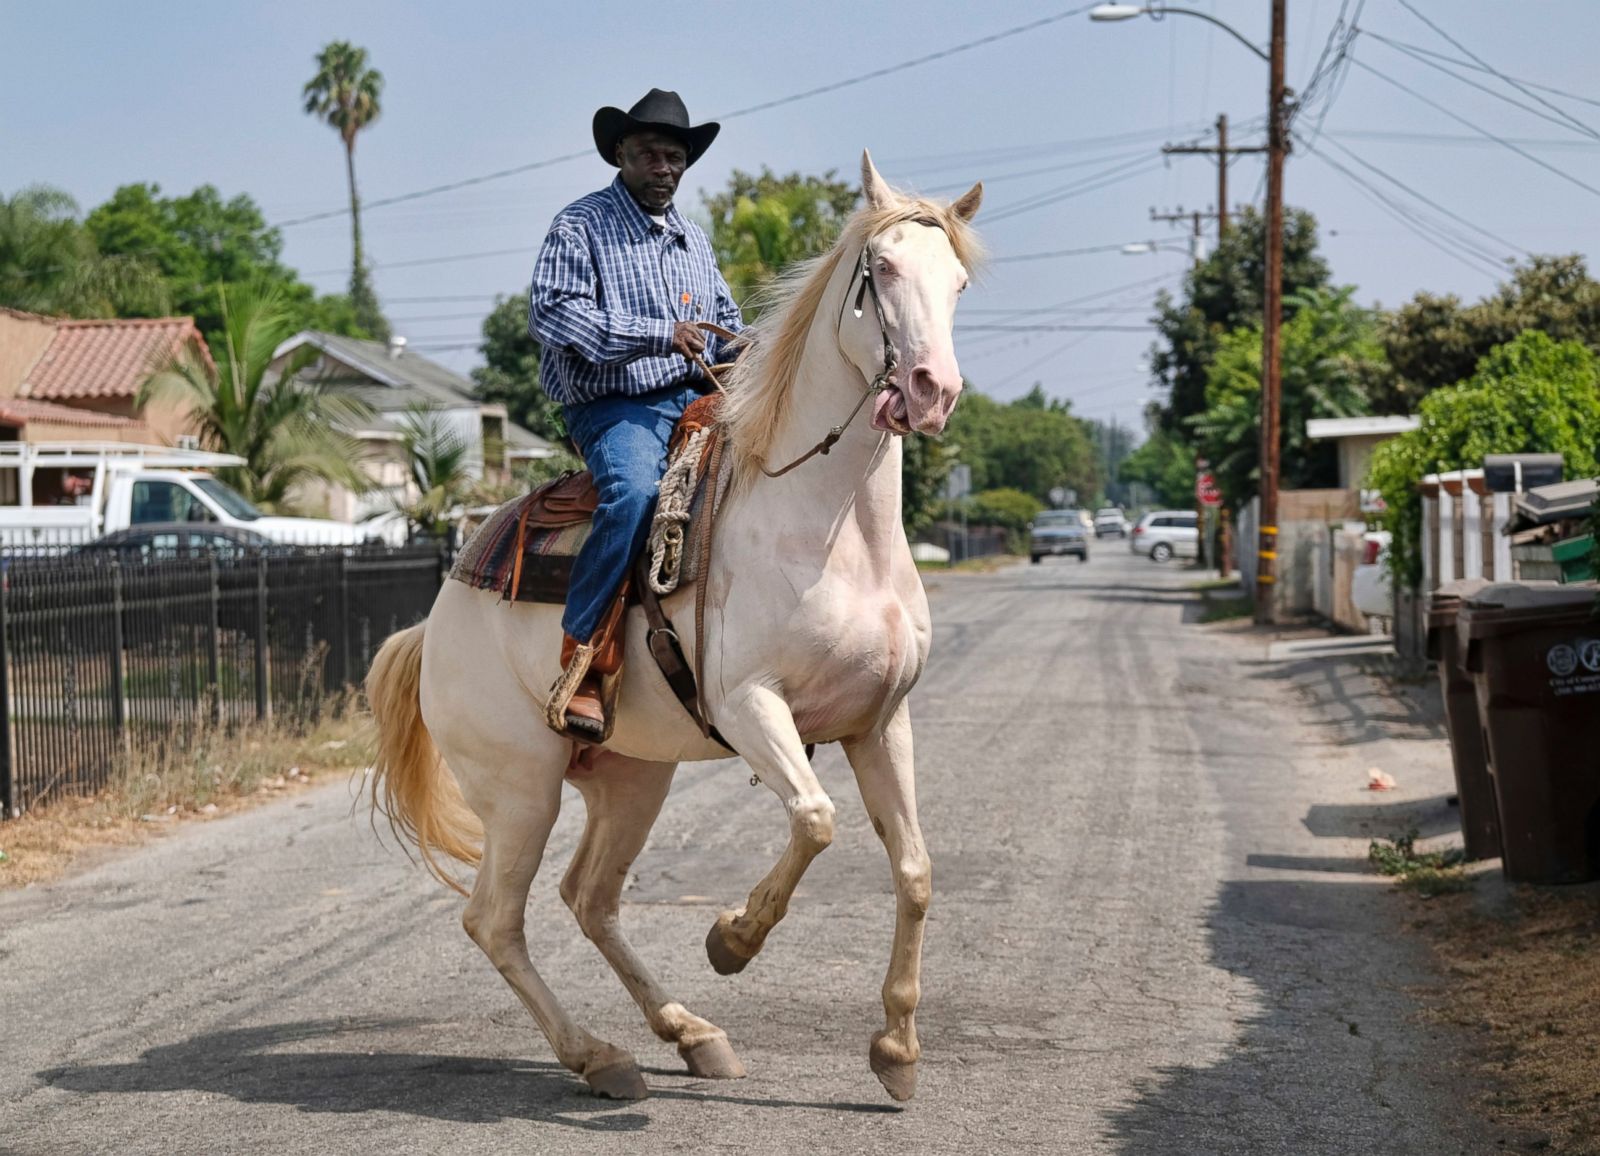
{"left": 842, "top": 703, "right": 929, "bottom": 1103}
{"left": 702, "top": 684, "right": 835, "bottom": 976}
{"left": 561, "top": 752, "right": 746, "bottom": 1079}
{"left": 448, "top": 738, "right": 648, "bottom": 1100}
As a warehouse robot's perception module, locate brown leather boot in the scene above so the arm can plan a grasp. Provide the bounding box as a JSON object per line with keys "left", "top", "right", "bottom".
{"left": 546, "top": 585, "right": 628, "bottom": 742}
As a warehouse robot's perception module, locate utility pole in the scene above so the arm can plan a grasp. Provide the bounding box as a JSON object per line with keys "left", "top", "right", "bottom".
{"left": 1162, "top": 113, "right": 1267, "bottom": 242}
{"left": 1256, "top": 0, "right": 1289, "bottom": 624}
{"left": 1149, "top": 206, "right": 1214, "bottom": 265}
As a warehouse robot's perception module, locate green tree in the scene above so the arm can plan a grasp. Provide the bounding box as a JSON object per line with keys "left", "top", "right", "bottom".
{"left": 392, "top": 406, "right": 473, "bottom": 539}
{"left": 0, "top": 185, "right": 166, "bottom": 317}
{"left": 303, "top": 40, "right": 388, "bottom": 339}
{"left": 140, "top": 283, "right": 373, "bottom": 513}
{"left": 1187, "top": 286, "right": 1385, "bottom": 504}
{"left": 1118, "top": 426, "right": 1197, "bottom": 511}
{"left": 1382, "top": 255, "right": 1600, "bottom": 409}
{"left": 1150, "top": 205, "right": 1331, "bottom": 434}
{"left": 470, "top": 292, "right": 560, "bottom": 440}
{"left": 944, "top": 387, "right": 1098, "bottom": 504}
{"left": 702, "top": 168, "right": 858, "bottom": 317}
{"left": 85, "top": 182, "right": 367, "bottom": 345}
{"left": 1370, "top": 330, "right": 1600, "bottom": 585}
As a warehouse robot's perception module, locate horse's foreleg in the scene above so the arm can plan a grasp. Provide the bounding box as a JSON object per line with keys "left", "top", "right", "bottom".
{"left": 842, "top": 704, "right": 929, "bottom": 1102}
{"left": 561, "top": 753, "right": 746, "bottom": 1079}
{"left": 704, "top": 683, "right": 835, "bottom": 975}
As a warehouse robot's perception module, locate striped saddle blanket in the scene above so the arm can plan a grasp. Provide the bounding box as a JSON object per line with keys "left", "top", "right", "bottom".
{"left": 447, "top": 395, "right": 725, "bottom": 606}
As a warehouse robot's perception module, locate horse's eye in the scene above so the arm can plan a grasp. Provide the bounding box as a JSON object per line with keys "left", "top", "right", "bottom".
{"left": 876, "top": 258, "right": 894, "bottom": 277}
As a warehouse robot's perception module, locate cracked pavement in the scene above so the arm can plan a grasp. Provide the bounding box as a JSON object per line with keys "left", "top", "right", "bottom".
{"left": 0, "top": 551, "right": 1501, "bottom": 1154}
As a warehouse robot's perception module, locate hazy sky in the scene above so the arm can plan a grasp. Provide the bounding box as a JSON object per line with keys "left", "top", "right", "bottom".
{"left": 9, "top": 2, "right": 1600, "bottom": 431}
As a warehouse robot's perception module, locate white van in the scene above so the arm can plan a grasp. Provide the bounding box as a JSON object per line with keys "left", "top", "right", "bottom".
{"left": 1130, "top": 510, "right": 1200, "bottom": 562}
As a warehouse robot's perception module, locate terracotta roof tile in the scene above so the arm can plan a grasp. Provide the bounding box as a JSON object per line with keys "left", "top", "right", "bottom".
{"left": 0, "top": 398, "right": 148, "bottom": 429}
{"left": 21, "top": 317, "right": 212, "bottom": 401}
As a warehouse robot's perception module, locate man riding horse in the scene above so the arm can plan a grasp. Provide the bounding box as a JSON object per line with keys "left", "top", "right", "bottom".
{"left": 529, "top": 89, "right": 744, "bottom": 742}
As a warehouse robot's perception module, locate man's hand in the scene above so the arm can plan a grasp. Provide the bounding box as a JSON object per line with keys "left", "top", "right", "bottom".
{"left": 670, "top": 321, "right": 707, "bottom": 361}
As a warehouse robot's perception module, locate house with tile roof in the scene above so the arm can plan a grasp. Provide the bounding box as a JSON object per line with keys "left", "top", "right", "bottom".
{"left": 269, "top": 331, "right": 554, "bottom": 522}
{"left": 0, "top": 308, "right": 212, "bottom": 447}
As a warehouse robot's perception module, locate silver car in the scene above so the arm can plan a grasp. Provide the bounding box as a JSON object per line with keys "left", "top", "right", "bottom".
{"left": 1130, "top": 511, "right": 1199, "bottom": 562}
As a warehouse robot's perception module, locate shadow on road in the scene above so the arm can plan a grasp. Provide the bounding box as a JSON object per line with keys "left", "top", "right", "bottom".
{"left": 1303, "top": 794, "right": 1460, "bottom": 841}
{"left": 36, "top": 1019, "right": 896, "bottom": 1130}
{"left": 1099, "top": 878, "right": 1501, "bottom": 1155}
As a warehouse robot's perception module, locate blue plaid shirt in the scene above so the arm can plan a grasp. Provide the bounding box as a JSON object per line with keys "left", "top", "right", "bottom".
{"left": 529, "top": 176, "right": 744, "bottom": 406}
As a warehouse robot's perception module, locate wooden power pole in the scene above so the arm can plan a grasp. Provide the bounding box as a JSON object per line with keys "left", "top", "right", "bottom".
{"left": 1162, "top": 113, "right": 1267, "bottom": 241}
{"left": 1256, "top": 0, "right": 1289, "bottom": 623}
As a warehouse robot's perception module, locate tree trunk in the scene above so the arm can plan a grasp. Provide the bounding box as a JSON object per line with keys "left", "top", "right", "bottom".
{"left": 344, "top": 140, "right": 363, "bottom": 289}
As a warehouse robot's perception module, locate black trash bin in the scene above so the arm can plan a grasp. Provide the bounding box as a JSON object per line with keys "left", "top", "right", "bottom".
{"left": 1458, "top": 582, "right": 1600, "bottom": 884}
{"left": 1426, "top": 579, "right": 1500, "bottom": 860}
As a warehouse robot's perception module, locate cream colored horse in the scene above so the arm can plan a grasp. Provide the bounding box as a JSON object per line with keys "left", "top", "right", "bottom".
{"left": 365, "top": 152, "right": 982, "bottom": 1102}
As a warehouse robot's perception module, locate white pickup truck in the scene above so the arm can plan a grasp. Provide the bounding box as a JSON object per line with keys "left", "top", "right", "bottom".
{"left": 0, "top": 442, "right": 396, "bottom": 547}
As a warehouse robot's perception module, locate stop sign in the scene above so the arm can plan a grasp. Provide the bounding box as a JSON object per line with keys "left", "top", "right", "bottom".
{"left": 1196, "top": 472, "right": 1223, "bottom": 507}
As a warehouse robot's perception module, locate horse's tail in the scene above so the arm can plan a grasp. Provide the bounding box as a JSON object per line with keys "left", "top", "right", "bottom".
{"left": 366, "top": 621, "right": 482, "bottom": 895}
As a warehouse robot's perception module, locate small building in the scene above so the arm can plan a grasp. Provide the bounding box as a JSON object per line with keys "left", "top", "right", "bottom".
{"left": 269, "top": 332, "right": 555, "bottom": 522}
{"left": 1306, "top": 415, "right": 1421, "bottom": 494}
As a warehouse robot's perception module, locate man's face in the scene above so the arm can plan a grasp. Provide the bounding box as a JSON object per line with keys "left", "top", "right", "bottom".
{"left": 616, "top": 131, "right": 689, "bottom": 213}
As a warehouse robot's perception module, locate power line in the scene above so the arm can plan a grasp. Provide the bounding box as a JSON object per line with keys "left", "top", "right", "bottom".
{"left": 1393, "top": 0, "right": 1599, "bottom": 140}
{"left": 1344, "top": 31, "right": 1600, "bottom": 111}
{"left": 307, "top": 245, "right": 535, "bottom": 277}
{"left": 1360, "top": 30, "right": 1600, "bottom": 141}
{"left": 271, "top": 3, "right": 1100, "bottom": 230}
{"left": 1348, "top": 56, "right": 1600, "bottom": 203}
{"left": 981, "top": 156, "right": 1168, "bottom": 224}
{"left": 1296, "top": 137, "right": 1508, "bottom": 279}
{"left": 991, "top": 242, "right": 1144, "bottom": 264}
{"left": 1329, "top": 128, "right": 1600, "bottom": 151}
{"left": 1308, "top": 133, "right": 1527, "bottom": 257}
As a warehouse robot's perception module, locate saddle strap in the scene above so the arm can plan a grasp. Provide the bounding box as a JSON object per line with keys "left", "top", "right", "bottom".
{"left": 635, "top": 556, "right": 733, "bottom": 751}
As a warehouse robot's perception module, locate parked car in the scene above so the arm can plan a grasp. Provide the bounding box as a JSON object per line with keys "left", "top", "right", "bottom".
{"left": 1350, "top": 531, "right": 1394, "bottom": 619}
{"left": 79, "top": 523, "right": 278, "bottom": 560}
{"left": 1130, "top": 510, "right": 1199, "bottom": 562}
{"left": 1094, "top": 508, "right": 1129, "bottom": 538}
{"left": 1029, "top": 509, "right": 1090, "bottom": 563}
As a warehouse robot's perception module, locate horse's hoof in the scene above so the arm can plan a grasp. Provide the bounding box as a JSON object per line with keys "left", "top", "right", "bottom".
{"left": 705, "top": 921, "right": 752, "bottom": 976}
{"left": 583, "top": 1060, "right": 649, "bottom": 1100}
{"left": 869, "top": 1036, "right": 918, "bottom": 1102}
{"left": 681, "top": 1034, "right": 747, "bottom": 1079}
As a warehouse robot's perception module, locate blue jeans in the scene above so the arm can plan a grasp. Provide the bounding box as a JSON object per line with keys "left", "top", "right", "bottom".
{"left": 561, "top": 383, "right": 699, "bottom": 641}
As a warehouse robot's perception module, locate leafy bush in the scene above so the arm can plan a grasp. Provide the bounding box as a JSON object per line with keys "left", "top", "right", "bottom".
{"left": 1370, "top": 331, "right": 1600, "bottom": 585}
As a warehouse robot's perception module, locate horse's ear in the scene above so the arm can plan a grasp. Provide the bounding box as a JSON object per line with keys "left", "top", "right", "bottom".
{"left": 952, "top": 181, "right": 984, "bottom": 221}
{"left": 861, "top": 149, "right": 893, "bottom": 209}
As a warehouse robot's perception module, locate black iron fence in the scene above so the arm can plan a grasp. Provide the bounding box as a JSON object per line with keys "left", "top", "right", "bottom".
{"left": 0, "top": 544, "right": 446, "bottom": 817}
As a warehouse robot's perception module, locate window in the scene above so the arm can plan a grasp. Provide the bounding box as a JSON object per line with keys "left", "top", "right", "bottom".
{"left": 1152, "top": 516, "right": 1173, "bottom": 528}
{"left": 193, "top": 478, "right": 262, "bottom": 521}
{"left": 130, "top": 481, "right": 213, "bottom": 525}
{"left": 1175, "top": 515, "right": 1198, "bottom": 528}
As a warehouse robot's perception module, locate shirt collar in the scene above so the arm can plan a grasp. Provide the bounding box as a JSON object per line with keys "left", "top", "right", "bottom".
{"left": 607, "top": 176, "right": 686, "bottom": 243}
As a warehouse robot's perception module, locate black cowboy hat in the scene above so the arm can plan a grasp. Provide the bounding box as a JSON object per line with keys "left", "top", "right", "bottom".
{"left": 592, "top": 89, "right": 720, "bottom": 168}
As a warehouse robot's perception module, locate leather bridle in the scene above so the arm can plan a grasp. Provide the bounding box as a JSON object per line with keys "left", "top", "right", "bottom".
{"left": 690, "top": 213, "right": 947, "bottom": 479}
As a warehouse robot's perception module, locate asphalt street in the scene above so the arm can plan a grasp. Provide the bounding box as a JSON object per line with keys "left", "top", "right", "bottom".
{"left": 0, "top": 549, "right": 1498, "bottom": 1155}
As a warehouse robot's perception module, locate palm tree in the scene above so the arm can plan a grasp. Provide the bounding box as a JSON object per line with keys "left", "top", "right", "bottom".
{"left": 392, "top": 406, "right": 473, "bottom": 540}
{"left": 140, "top": 283, "right": 373, "bottom": 513}
{"left": 0, "top": 185, "right": 166, "bottom": 317}
{"left": 302, "top": 41, "right": 388, "bottom": 339}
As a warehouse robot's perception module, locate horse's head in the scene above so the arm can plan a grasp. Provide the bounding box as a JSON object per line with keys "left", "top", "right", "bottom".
{"left": 839, "top": 151, "right": 982, "bottom": 438}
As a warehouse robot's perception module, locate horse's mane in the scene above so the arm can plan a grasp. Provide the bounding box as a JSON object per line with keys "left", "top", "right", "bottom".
{"left": 720, "top": 192, "right": 982, "bottom": 480}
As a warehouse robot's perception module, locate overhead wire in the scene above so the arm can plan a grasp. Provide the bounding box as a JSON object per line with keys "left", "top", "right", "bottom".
{"left": 1393, "top": 0, "right": 1599, "bottom": 140}
{"left": 270, "top": 3, "right": 1101, "bottom": 230}
{"left": 1348, "top": 57, "right": 1600, "bottom": 203}
{"left": 1359, "top": 30, "right": 1600, "bottom": 141}
{"left": 1343, "top": 32, "right": 1600, "bottom": 111}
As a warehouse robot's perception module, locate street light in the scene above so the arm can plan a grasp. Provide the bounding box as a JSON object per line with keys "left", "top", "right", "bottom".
{"left": 1091, "top": 0, "right": 1287, "bottom": 623}
{"left": 1088, "top": 5, "right": 1270, "bottom": 61}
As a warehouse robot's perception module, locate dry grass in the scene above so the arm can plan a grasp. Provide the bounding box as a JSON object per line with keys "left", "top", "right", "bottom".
{"left": 0, "top": 702, "right": 376, "bottom": 888}
{"left": 1411, "top": 884, "right": 1600, "bottom": 1154}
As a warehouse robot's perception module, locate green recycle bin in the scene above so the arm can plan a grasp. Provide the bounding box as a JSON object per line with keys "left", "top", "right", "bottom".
{"left": 1458, "top": 582, "right": 1600, "bottom": 884}
{"left": 1426, "top": 580, "right": 1500, "bottom": 861}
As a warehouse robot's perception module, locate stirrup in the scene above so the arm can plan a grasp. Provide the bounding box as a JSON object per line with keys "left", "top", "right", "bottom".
{"left": 544, "top": 643, "right": 621, "bottom": 744}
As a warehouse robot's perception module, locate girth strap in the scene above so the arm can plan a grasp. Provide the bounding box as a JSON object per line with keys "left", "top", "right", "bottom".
{"left": 634, "top": 554, "right": 733, "bottom": 751}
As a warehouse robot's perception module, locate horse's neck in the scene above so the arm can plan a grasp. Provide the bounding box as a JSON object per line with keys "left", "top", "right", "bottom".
{"left": 736, "top": 293, "right": 906, "bottom": 554}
